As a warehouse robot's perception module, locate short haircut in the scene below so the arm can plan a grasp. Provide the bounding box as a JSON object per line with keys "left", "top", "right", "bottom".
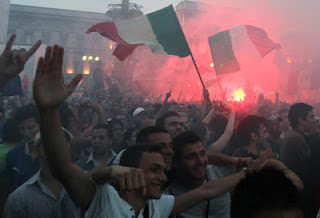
{"left": 288, "top": 103, "right": 313, "bottom": 129}
{"left": 2, "top": 118, "right": 21, "bottom": 142}
{"left": 14, "top": 104, "right": 39, "bottom": 125}
{"left": 190, "top": 121, "right": 208, "bottom": 142}
{"left": 121, "top": 127, "right": 136, "bottom": 148}
{"left": 172, "top": 131, "right": 203, "bottom": 162}
{"left": 110, "top": 119, "right": 123, "bottom": 128}
{"left": 155, "top": 111, "right": 180, "bottom": 129}
{"left": 209, "top": 115, "right": 228, "bottom": 139}
{"left": 236, "top": 115, "right": 266, "bottom": 146}
{"left": 231, "top": 168, "right": 303, "bottom": 218}
{"left": 136, "top": 126, "right": 168, "bottom": 144}
{"left": 92, "top": 123, "right": 113, "bottom": 138}
{"left": 120, "top": 144, "right": 162, "bottom": 168}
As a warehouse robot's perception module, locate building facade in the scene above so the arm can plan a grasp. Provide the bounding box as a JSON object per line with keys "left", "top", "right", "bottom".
{"left": 6, "top": 4, "right": 116, "bottom": 89}
{"left": 0, "top": 0, "right": 10, "bottom": 43}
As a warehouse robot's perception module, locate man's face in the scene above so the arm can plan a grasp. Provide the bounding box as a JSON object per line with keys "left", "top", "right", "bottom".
{"left": 92, "top": 128, "right": 111, "bottom": 155}
{"left": 300, "top": 110, "right": 316, "bottom": 132}
{"left": 139, "top": 152, "right": 167, "bottom": 199}
{"left": 112, "top": 123, "right": 124, "bottom": 143}
{"left": 148, "top": 132, "right": 174, "bottom": 171}
{"left": 19, "top": 118, "right": 39, "bottom": 144}
{"left": 267, "top": 122, "right": 282, "bottom": 137}
{"left": 175, "top": 141, "right": 208, "bottom": 181}
{"left": 254, "top": 124, "right": 270, "bottom": 149}
{"left": 164, "top": 116, "right": 184, "bottom": 139}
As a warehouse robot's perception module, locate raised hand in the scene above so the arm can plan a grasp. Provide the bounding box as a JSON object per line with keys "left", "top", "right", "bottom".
{"left": 166, "top": 90, "right": 172, "bottom": 99}
{"left": 33, "top": 45, "right": 82, "bottom": 110}
{"left": 0, "top": 34, "right": 41, "bottom": 88}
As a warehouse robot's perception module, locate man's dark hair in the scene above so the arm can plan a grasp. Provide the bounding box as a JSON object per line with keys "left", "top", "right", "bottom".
{"left": 288, "top": 103, "right": 313, "bottom": 129}
{"left": 2, "top": 118, "right": 21, "bottom": 142}
{"left": 172, "top": 131, "right": 203, "bottom": 162}
{"left": 121, "top": 127, "right": 136, "bottom": 149}
{"left": 120, "top": 144, "right": 162, "bottom": 168}
{"left": 256, "top": 105, "right": 272, "bottom": 119}
{"left": 136, "top": 126, "right": 168, "bottom": 144}
{"left": 14, "top": 104, "right": 39, "bottom": 125}
{"left": 190, "top": 122, "right": 208, "bottom": 142}
{"left": 209, "top": 115, "right": 228, "bottom": 139}
{"left": 92, "top": 123, "right": 113, "bottom": 138}
{"left": 155, "top": 111, "right": 180, "bottom": 129}
{"left": 231, "top": 168, "right": 303, "bottom": 218}
{"left": 236, "top": 115, "right": 266, "bottom": 146}
{"left": 110, "top": 119, "right": 123, "bottom": 128}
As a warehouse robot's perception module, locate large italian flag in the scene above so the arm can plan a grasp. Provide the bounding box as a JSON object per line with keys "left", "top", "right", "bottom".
{"left": 87, "top": 5, "right": 191, "bottom": 61}
{"left": 208, "top": 25, "right": 280, "bottom": 75}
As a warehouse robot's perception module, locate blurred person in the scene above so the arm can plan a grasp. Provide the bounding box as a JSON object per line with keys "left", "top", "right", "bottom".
{"left": 279, "top": 107, "right": 290, "bottom": 138}
{"left": 113, "top": 127, "right": 137, "bottom": 165}
{"left": 4, "top": 104, "right": 40, "bottom": 192}
{"left": 4, "top": 129, "right": 76, "bottom": 218}
{"left": 265, "top": 116, "right": 283, "bottom": 159}
{"left": 231, "top": 168, "right": 303, "bottom": 218}
{"left": 156, "top": 111, "right": 184, "bottom": 139}
{"left": 136, "top": 126, "right": 174, "bottom": 172}
{"left": 0, "top": 34, "right": 41, "bottom": 214}
{"left": 110, "top": 119, "right": 125, "bottom": 153}
{"left": 281, "top": 103, "right": 318, "bottom": 217}
{"left": 76, "top": 123, "right": 116, "bottom": 171}
{"left": 233, "top": 115, "right": 271, "bottom": 159}
{"left": 0, "top": 118, "right": 21, "bottom": 211}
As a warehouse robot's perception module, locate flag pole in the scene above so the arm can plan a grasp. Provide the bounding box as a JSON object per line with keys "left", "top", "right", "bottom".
{"left": 190, "top": 52, "right": 206, "bottom": 89}
{"left": 216, "top": 75, "right": 227, "bottom": 101}
{"left": 189, "top": 52, "right": 213, "bottom": 106}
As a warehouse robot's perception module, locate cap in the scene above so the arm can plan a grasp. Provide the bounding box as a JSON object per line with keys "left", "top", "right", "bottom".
{"left": 34, "top": 127, "right": 73, "bottom": 147}
{"left": 133, "top": 107, "right": 145, "bottom": 117}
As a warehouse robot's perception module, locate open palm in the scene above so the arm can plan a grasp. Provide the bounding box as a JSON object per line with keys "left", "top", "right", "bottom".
{"left": 33, "top": 45, "right": 82, "bottom": 109}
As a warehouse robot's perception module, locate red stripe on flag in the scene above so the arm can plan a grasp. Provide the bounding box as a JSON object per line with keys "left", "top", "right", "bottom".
{"left": 87, "top": 22, "right": 141, "bottom": 61}
{"left": 246, "top": 25, "right": 280, "bottom": 57}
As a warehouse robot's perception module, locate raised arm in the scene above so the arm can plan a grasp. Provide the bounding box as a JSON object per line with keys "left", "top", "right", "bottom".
{"left": 171, "top": 149, "right": 277, "bottom": 216}
{"left": 155, "top": 90, "right": 171, "bottom": 119}
{"left": 207, "top": 109, "right": 235, "bottom": 153}
{"left": 81, "top": 101, "right": 107, "bottom": 136}
{"left": 171, "top": 171, "right": 246, "bottom": 216}
{"left": 0, "top": 34, "right": 41, "bottom": 90}
{"left": 33, "top": 45, "right": 95, "bottom": 211}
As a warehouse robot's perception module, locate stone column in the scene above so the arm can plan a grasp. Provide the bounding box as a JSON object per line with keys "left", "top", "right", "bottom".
{"left": 0, "top": 0, "right": 10, "bottom": 43}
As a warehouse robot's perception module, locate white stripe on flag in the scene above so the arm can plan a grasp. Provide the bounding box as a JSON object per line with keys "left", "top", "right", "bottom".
{"left": 229, "top": 25, "right": 262, "bottom": 69}
{"left": 115, "top": 16, "right": 167, "bottom": 54}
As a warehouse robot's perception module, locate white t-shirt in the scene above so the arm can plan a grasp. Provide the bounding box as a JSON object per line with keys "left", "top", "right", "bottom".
{"left": 81, "top": 184, "right": 175, "bottom": 218}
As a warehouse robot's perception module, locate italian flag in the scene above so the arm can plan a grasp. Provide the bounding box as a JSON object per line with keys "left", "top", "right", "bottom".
{"left": 87, "top": 5, "right": 191, "bottom": 61}
{"left": 208, "top": 25, "right": 280, "bottom": 75}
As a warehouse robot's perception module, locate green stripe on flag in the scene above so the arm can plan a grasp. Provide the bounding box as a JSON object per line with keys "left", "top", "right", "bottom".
{"left": 209, "top": 30, "right": 240, "bottom": 75}
{"left": 147, "top": 5, "right": 191, "bottom": 57}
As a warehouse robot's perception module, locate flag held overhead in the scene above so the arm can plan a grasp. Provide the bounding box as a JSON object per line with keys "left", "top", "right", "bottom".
{"left": 208, "top": 25, "right": 280, "bottom": 75}
{"left": 87, "top": 5, "right": 191, "bottom": 61}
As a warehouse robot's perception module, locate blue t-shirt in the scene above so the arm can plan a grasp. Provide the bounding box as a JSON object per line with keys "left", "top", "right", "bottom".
{"left": 4, "top": 143, "right": 40, "bottom": 192}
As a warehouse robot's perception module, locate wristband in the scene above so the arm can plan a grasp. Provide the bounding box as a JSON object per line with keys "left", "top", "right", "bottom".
{"left": 236, "top": 158, "right": 243, "bottom": 167}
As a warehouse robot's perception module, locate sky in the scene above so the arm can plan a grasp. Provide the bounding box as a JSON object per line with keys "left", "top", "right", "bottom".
{"left": 10, "top": 0, "right": 185, "bottom": 14}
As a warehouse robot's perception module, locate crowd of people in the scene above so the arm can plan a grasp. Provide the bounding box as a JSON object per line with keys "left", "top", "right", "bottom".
{"left": 0, "top": 34, "right": 319, "bottom": 218}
